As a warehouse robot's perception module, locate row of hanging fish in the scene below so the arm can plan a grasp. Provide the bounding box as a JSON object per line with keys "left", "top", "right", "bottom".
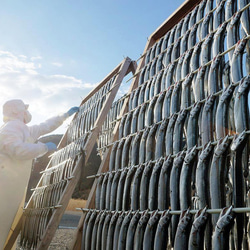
{"left": 20, "top": 136, "right": 88, "bottom": 249}
{"left": 137, "top": 0, "right": 250, "bottom": 92}
{"left": 94, "top": 131, "right": 249, "bottom": 248}
{"left": 81, "top": 206, "right": 236, "bottom": 250}
{"left": 67, "top": 75, "right": 116, "bottom": 143}
{"left": 90, "top": 0, "right": 250, "bottom": 249}
{"left": 98, "top": 95, "right": 126, "bottom": 157}
{"left": 108, "top": 74, "right": 249, "bottom": 173}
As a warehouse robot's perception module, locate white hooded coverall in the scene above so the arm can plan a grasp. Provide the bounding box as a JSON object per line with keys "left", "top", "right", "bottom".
{"left": 0, "top": 99, "right": 69, "bottom": 248}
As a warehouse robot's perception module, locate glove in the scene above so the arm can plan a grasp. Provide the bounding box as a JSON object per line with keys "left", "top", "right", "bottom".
{"left": 45, "top": 142, "right": 57, "bottom": 151}
{"left": 67, "top": 106, "right": 79, "bottom": 117}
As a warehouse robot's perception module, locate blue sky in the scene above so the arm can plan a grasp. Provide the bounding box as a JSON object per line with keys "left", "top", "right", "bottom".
{"left": 0, "top": 0, "right": 183, "bottom": 134}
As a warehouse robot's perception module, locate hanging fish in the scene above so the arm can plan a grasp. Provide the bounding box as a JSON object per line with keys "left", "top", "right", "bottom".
{"left": 174, "top": 209, "right": 193, "bottom": 249}
{"left": 155, "top": 118, "right": 168, "bottom": 159}
{"left": 154, "top": 70, "right": 163, "bottom": 95}
{"left": 146, "top": 123, "right": 158, "bottom": 161}
{"left": 181, "top": 73, "right": 194, "bottom": 111}
{"left": 180, "top": 146, "right": 198, "bottom": 210}
{"left": 187, "top": 102, "right": 202, "bottom": 149}
{"left": 188, "top": 24, "right": 198, "bottom": 50}
{"left": 121, "top": 135, "right": 133, "bottom": 169}
{"left": 116, "top": 169, "right": 128, "bottom": 211}
{"left": 125, "top": 211, "right": 141, "bottom": 250}
{"left": 100, "top": 173, "right": 109, "bottom": 210}
{"left": 158, "top": 156, "right": 173, "bottom": 210}
{"left": 105, "top": 172, "right": 115, "bottom": 210}
{"left": 154, "top": 92, "right": 166, "bottom": 123}
{"left": 201, "top": 33, "right": 213, "bottom": 97}
{"left": 95, "top": 175, "right": 104, "bottom": 209}
{"left": 227, "top": 12, "right": 241, "bottom": 65}
{"left": 173, "top": 109, "right": 188, "bottom": 155}
{"left": 138, "top": 83, "right": 147, "bottom": 106}
{"left": 143, "top": 210, "right": 161, "bottom": 250}
{"left": 122, "top": 166, "right": 136, "bottom": 210}
{"left": 131, "top": 131, "right": 143, "bottom": 166}
{"left": 106, "top": 211, "right": 119, "bottom": 250}
{"left": 231, "top": 38, "right": 247, "bottom": 84}
{"left": 197, "top": 0, "right": 207, "bottom": 41}
{"left": 101, "top": 212, "right": 112, "bottom": 250}
{"left": 165, "top": 62, "right": 176, "bottom": 88}
{"left": 148, "top": 158, "right": 164, "bottom": 210}
{"left": 131, "top": 164, "right": 144, "bottom": 211}
{"left": 212, "top": 22, "right": 227, "bottom": 59}
{"left": 181, "top": 49, "right": 193, "bottom": 80}
{"left": 90, "top": 211, "right": 102, "bottom": 250}
{"left": 165, "top": 113, "right": 178, "bottom": 156}
{"left": 161, "top": 31, "right": 170, "bottom": 52}
{"left": 170, "top": 151, "right": 186, "bottom": 246}
{"left": 154, "top": 210, "right": 172, "bottom": 250}
{"left": 180, "top": 30, "right": 191, "bottom": 55}
{"left": 196, "top": 141, "right": 214, "bottom": 250}
{"left": 210, "top": 136, "right": 231, "bottom": 227}
{"left": 215, "top": 84, "right": 234, "bottom": 140}
{"left": 201, "top": 95, "right": 216, "bottom": 146}
{"left": 189, "top": 5, "right": 199, "bottom": 29}
{"left": 170, "top": 81, "right": 182, "bottom": 115}
{"left": 95, "top": 211, "right": 107, "bottom": 250}
{"left": 212, "top": 206, "right": 235, "bottom": 250}
{"left": 188, "top": 207, "right": 208, "bottom": 250}
{"left": 139, "top": 127, "right": 150, "bottom": 163}
{"left": 231, "top": 131, "right": 248, "bottom": 249}
{"left": 193, "top": 66, "right": 206, "bottom": 103}
{"left": 234, "top": 75, "right": 250, "bottom": 179}
{"left": 133, "top": 210, "right": 150, "bottom": 249}
{"left": 110, "top": 171, "right": 121, "bottom": 210}
{"left": 115, "top": 138, "right": 126, "bottom": 170}
{"left": 113, "top": 212, "right": 126, "bottom": 250}
{"left": 208, "top": 55, "right": 222, "bottom": 96}
{"left": 140, "top": 161, "right": 154, "bottom": 210}
{"left": 131, "top": 106, "right": 141, "bottom": 134}
{"left": 162, "top": 86, "right": 174, "bottom": 120}
{"left": 117, "top": 211, "right": 133, "bottom": 250}
{"left": 145, "top": 96, "right": 158, "bottom": 127}
{"left": 138, "top": 103, "right": 148, "bottom": 130}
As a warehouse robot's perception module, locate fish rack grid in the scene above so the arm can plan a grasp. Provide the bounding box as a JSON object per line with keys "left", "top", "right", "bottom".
{"left": 72, "top": 0, "right": 250, "bottom": 249}
{"left": 4, "top": 57, "right": 137, "bottom": 250}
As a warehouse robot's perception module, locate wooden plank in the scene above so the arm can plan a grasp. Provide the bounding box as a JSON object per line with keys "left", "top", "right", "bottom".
{"left": 71, "top": 37, "right": 154, "bottom": 250}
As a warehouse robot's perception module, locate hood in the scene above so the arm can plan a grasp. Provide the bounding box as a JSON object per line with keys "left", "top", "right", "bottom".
{"left": 3, "top": 99, "right": 29, "bottom": 123}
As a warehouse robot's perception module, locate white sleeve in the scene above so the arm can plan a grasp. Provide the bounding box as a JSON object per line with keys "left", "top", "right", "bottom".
{"left": 1, "top": 125, "right": 48, "bottom": 160}
{"left": 29, "top": 114, "right": 69, "bottom": 140}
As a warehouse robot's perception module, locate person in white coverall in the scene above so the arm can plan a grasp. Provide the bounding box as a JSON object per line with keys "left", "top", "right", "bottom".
{"left": 0, "top": 99, "right": 79, "bottom": 248}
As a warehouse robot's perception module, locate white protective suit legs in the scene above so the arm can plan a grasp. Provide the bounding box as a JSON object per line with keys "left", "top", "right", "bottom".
{"left": 0, "top": 109, "right": 69, "bottom": 249}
